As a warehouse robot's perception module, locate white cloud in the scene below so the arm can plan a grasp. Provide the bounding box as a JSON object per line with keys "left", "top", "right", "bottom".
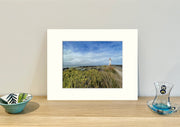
{"left": 63, "top": 49, "right": 122, "bottom": 67}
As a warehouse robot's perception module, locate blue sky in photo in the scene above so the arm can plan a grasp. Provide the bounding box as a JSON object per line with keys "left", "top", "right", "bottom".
{"left": 63, "top": 41, "right": 122, "bottom": 67}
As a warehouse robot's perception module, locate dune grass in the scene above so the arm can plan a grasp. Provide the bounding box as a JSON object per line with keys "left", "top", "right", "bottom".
{"left": 63, "top": 66, "right": 122, "bottom": 88}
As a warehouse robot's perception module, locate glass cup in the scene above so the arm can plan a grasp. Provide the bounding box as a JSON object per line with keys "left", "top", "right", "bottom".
{"left": 152, "top": 81, "right": 173, "bottom": 109}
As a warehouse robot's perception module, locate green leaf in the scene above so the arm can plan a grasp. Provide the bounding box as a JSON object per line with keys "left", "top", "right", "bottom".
{"left": 18, "top": 93, "right": 28, "bottom": 103}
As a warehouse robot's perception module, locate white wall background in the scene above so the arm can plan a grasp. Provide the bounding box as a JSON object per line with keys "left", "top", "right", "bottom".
{"left": 0, "top": 0, "right": 179, "bottom": 96}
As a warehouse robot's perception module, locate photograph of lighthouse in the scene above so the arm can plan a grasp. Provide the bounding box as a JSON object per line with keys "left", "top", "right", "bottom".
{"left": 63, "top": 41, "right": 123, "bottom": 88}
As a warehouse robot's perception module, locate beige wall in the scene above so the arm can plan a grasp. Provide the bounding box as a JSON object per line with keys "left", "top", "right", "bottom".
{"left": 0, "top": 0, "right": 179, "bottom": 96}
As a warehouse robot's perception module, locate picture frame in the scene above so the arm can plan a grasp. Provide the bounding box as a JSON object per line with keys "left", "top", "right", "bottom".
{"left": 47, "top": 29, "right": 138, "bottom": 100}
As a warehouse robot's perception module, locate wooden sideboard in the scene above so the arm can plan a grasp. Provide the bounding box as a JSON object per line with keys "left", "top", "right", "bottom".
{"left": 0, "top": 97, "right": 180, "bottom": 127}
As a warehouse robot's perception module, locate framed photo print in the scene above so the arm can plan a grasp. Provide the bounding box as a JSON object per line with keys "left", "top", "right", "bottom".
{"left": 47, "top": 29, "right": 138, "bottom": 100}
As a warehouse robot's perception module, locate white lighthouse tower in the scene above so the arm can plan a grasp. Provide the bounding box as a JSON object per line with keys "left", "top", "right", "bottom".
{"left": 109, "top": 58, "right": 111, "bottom": 66}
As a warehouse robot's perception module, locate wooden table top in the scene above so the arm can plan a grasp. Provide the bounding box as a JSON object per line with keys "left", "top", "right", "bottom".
{"left": 0, "top": 96, "right": 180, "bottom": 127}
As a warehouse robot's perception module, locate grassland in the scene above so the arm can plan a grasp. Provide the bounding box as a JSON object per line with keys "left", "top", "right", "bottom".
{"left": 63, "top": 65, "right": 122, "bottom": 88}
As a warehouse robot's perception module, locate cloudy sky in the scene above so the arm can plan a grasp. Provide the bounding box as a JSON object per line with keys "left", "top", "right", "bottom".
{"left": 63, "top": 41, "right": 122, "bottom": 67}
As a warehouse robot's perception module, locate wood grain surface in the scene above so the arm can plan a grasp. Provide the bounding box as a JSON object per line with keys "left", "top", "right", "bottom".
{"left": 0, "top": 97, "right": 180, "bottom": 127}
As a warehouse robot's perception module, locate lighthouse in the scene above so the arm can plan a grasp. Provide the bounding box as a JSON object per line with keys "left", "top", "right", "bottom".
{"left": 109, "top": 58, "right": 111, "bottom": 66}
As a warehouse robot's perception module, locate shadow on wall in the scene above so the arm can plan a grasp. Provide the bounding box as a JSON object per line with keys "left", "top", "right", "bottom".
{"left": 165, "top": 62, "right": 180, "bottom": 96}
{"left": 30, "top": 32, "right": 47, "bottom": 95}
